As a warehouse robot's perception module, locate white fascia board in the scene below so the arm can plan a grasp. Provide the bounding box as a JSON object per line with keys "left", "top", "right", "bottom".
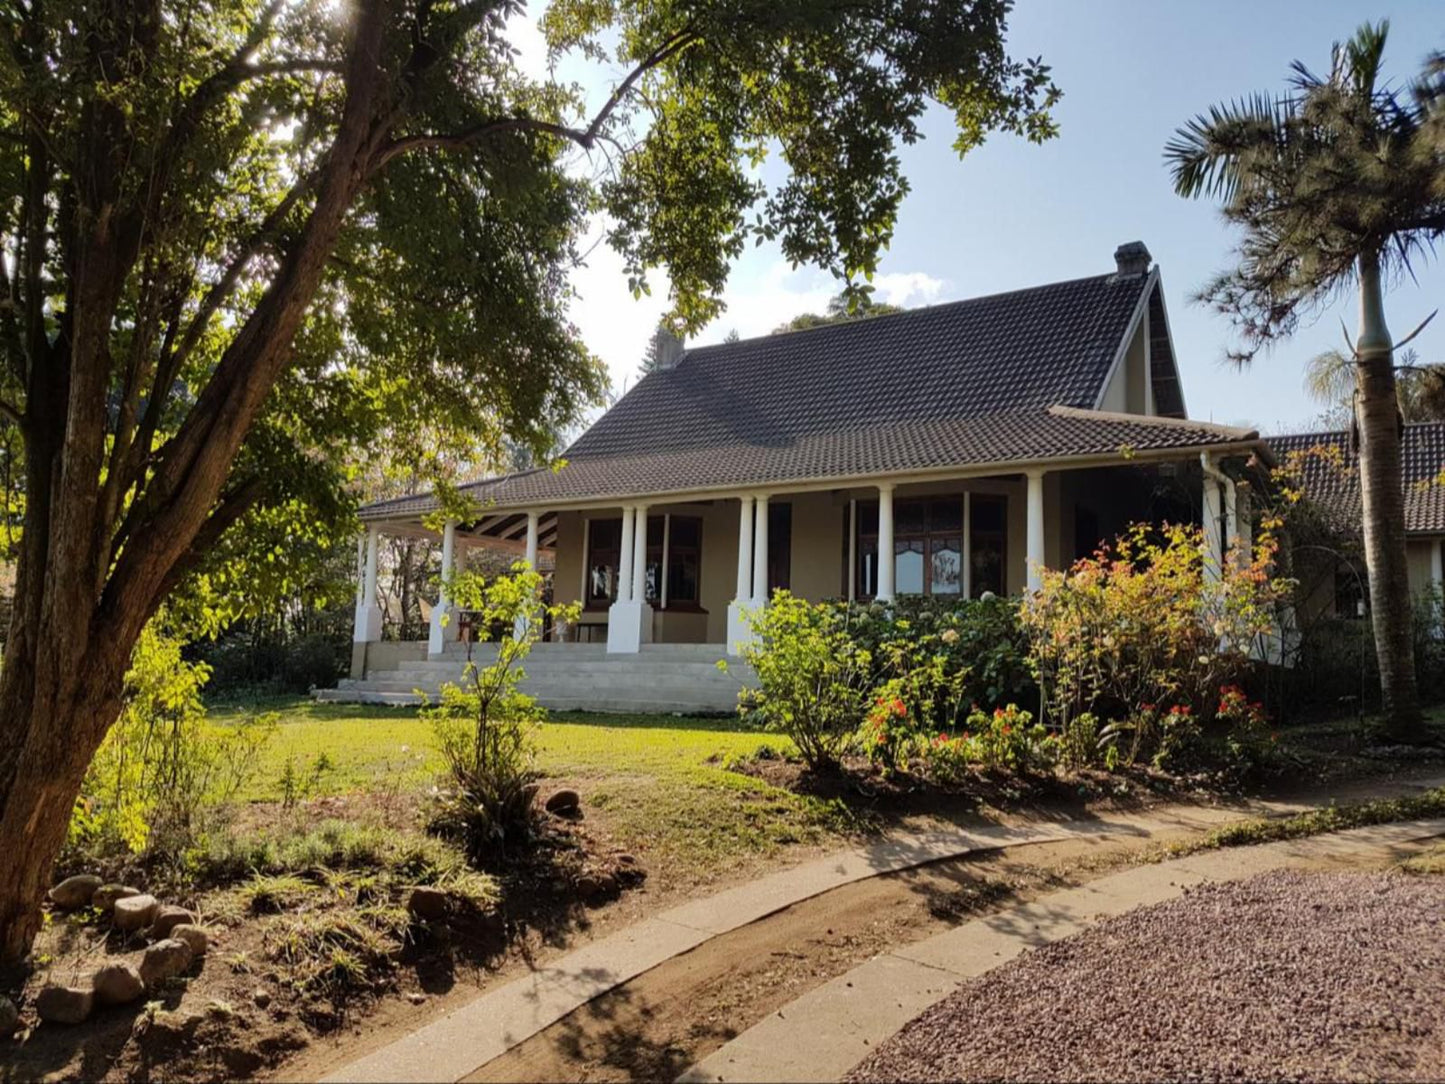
{"left": 1092, "top": 266, "right": 1158, "bottom": 413}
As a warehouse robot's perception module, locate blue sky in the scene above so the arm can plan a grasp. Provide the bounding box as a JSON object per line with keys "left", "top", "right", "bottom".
{"left": 525, "top": 1, "right": 1445, "bottom": 435}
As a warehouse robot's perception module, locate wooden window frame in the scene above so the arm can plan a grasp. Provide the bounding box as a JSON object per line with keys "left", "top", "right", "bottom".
{"left": 852, "top": 494, "right": 1007, "bottom": 600}
{"left": 585, "top": 514, "right": 704, "bottom": 610}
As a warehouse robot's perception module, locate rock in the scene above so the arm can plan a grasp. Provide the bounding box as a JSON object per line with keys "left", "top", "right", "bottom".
{"left": 615, "top": 853, "right": 637, "bottom": 866}
{"left": 0, "top": 996, "right": 17, "bottom": 1035}
{"left": 252, "top": 988, "right": 272, "bottom": 1009}
{"left": 544, "top": 788, "right": 581, "bottom": 815}
{"left": 113, "top": 893, "right": 160, "bottom": 933}
{"left": 36, "top": 984, "right": 93, "bottom": 1025}
{"left": 150, "top": 905, "right": 193, "bottom": 939}
{"left": 92, "top": 962, "right": 146, "bottom": 1006}
{"left": 48, "top": 874, "right": 103, "bottom": 910}
{"left": 139, "top": 938, "right": 194, "bottom": 988}
{"left": 407, "top": 886, "right": 449, "bottom": 922}
{"left": 92, "top": 884, "right": 142, "bottom": 913}
{"left": 406, "top": 992, "right": 427, "bottom": 1005}
{"left": 170, "top": 923, "right": 209, "bottom": 958}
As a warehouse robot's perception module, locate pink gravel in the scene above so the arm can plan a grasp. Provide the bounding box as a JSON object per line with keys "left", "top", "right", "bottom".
{"left": 848, "top": 869, "right": 1445, "bottom": 1083}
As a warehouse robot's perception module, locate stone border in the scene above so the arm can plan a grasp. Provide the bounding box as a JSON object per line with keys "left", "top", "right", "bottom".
{"left": 677, "top": 817, "right": 1445, "bottom": 1084}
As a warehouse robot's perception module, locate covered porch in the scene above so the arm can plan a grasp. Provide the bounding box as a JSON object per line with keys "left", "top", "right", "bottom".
{"left": 347, "top": 445, "right": 1258, "bottom": 685}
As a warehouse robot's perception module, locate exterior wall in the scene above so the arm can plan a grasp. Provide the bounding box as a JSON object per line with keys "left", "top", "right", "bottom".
{"left": 695, "top": 500, "right": 739, "bottom": 644}
{"left": 1097, "top": 315, "right": 1152, "bottom": 416}
{"left": 787, "top": 490, "right": 846, "bottom": 601}
{"left": 1407, "top": 539, "right": 1442, "bottom": 599}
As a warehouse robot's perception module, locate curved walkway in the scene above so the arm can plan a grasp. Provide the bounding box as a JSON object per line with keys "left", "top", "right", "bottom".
{"left": 676, "top": 816, "right": 1445, "bottom": 1084}
{"left": 321, "top": 807, "right": 1244, "bottom": 1083}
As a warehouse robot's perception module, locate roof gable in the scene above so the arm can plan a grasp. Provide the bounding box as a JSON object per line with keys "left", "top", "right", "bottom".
{"left": 565, "top": 271, "right": 1154, "bottom": 462}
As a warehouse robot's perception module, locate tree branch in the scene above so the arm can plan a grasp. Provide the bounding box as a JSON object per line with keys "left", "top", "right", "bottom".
{"left": 372, "top": 27, "right": 697, "bottom": 171}
{"left": 153, "top": 476, "right": 268, "bottom": 599}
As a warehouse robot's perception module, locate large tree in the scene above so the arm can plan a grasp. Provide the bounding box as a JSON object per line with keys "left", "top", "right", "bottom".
{"left": 1166, "top": 21, "right": 1445, "bottom": 740}
{"left": 0, "top": 0, "right": 1058, "bottom": 961}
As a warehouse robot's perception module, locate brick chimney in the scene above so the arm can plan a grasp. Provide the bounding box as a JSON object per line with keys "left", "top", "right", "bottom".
{"left": 1112, "top": 241, "right": 1152, "bottom": 279}
{"left": 653, "top": 326, "right": 685, "bottom": 371}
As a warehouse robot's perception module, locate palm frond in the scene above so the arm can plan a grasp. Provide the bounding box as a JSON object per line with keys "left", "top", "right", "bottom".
{"left": 1165, "top": 92, "right": 1284, "bottom": 201}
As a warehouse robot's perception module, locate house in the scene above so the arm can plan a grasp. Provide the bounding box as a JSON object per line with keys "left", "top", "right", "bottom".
{"left": 1269, "top": 423, "right": 1445, "bottom": 621}
{"left": 323, "top": 242, "right": 1278, "bottom": 710}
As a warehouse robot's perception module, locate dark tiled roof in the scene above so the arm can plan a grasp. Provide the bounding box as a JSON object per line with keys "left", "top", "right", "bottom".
{"left": 362, "top": 407, "right": 1259, "bottom": 521}
{"left": 361, "top": 267, "right": 1228, "bottom": 522}
{"left": 568, "top": 272, "right": 1164, "bottom": 461}
{"left": 1268, "top": 423, "right": 1445, "bottom": 535}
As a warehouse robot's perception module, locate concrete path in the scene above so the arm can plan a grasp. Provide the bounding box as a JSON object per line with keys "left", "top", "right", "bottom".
{"left": 677, "top": 817, "right": 1445, "bottom": 1084}
{"left": 321, "top": 813, "right": 1205, "bottom": 1083}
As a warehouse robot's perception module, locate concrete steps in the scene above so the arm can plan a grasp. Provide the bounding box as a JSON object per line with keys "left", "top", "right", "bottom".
{"left": 316, "top": 642, "right": 754, "bottom": 714}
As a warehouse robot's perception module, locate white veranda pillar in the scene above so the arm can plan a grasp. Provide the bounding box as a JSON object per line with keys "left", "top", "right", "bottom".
{"left": 876, "top": 483, "right": 896, "bottom": 602}
{"left": 608, "top": 504, "right": 652, "bottom": 653}
{"left": 353, "top": 526, "right": 383, "bottom": 643}
{"left": 752, "top": 494, "right": 770, "bottom": 607}
{"left": 428, "top": 519, "right": 458, "bottom": 656}
{"left": 1201, "top": 457, "right": 1225, "bottom": 586}
{"left": 515, "top": 511, "right": 541, "bottom": 642}
{"left": 1431, "top": 539, "right": 1444, "bottom": 636}
{"left": 1025, "top": 470, "right": 1046, "bottom": 593}
{"left": 727, "top": 495, "right": 756, "bottom": 653}
{"left": 847, "top": 499, "right": 858, "bottom": 602}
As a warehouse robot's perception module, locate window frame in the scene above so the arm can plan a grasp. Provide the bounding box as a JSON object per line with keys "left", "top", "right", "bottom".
{"left": 853, "top": 493, "right": 1007, "bottom": 600}
{"left": 584, "top": 513, "right": 704, "bottom": 610}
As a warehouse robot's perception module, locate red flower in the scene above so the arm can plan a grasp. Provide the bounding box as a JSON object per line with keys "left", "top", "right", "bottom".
{"left": 891, "top": 699, "right": 906, "bottom": 717}
{"left": 1001, "top": 724, "right": 1012, "bottom": 736}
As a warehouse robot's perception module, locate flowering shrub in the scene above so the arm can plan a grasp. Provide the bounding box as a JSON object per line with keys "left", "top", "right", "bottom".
{"left": 737, "top": 591, "right": 873, "bottom": 769}
{"left": 968, "top": 704, "right": 1054, "bottom": 774}
{"left": 859, "top": 683, "right": 913, "bottom": 772}
{"left": 836, "top": 594, "right": 1034, "bottom": 721}
{"left": 1022, "top": 522, "right": 1291, "bottom": 765}
{"left": 919, "top": 729, "right": 976, "bottom": 785}
{"left": 1216, "top": 684, "right": 1276, "bottom": 768}
{"left": 1056, "top": 711, "right": 1101, "bottom": 770}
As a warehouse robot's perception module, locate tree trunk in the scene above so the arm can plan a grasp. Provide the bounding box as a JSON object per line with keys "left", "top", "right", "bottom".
{"left": 1355, "top": 252, "right": 1423, "bottom": 738}
{"left": 0, "top": 623, "right": 130, "bottom": 965}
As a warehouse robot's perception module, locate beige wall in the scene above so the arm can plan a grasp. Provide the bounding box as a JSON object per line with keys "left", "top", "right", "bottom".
{"left": 1408, "top": 539, "right": 1442, "bottom": 599}
{"left": 1097, "top": 311, "right": 1152, "bottom": 416}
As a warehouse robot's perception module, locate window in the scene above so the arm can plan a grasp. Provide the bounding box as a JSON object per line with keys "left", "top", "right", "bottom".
{"left": 585, "top": 515, "right": 702, "bottom": 608}
{"left": 654, "top": 515, "right": 702, "bottom": 607}
{"left": 853, "top": 496, "right": 987, "bottom": 598}
{"left": 586, "top": 518, "right": 622, "bottom": 607}
{"left": 1335, "top": 564, "right": 1367, "bottom": 619}
{"left": 850, "top": 495, "right": 1005, "bottom": 598}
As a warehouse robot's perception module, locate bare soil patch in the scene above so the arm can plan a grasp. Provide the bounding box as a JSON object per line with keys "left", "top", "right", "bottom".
{"left": 848, "top": 868, "right": 1445, "bottom": 1083}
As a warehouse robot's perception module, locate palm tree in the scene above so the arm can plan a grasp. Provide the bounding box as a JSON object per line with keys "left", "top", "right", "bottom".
{"left": 1306, "top": 347, "right": 1445, "bottom": 426}
{"left": 1166, "top": 21, "right": 1445, "bottom": 739}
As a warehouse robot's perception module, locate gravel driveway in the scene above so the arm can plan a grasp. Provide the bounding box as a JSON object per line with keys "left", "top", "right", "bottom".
{"left": 847, "top": 869, "right": 1445, "bottom": 1083}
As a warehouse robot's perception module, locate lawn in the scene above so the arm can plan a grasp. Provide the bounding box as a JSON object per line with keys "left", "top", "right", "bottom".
{"left": 209, "top": 697, "right": 849, "bottom": 884}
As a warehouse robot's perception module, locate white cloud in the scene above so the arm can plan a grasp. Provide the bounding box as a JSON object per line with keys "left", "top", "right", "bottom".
{"left": 871, "top": 271, "right": 946, "bottom": 307}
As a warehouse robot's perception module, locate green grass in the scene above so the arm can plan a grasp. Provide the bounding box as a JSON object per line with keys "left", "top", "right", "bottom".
{"left": 210, "top": 697, "right": 848, "bottom": 879}
{"left": 1164, "top": 786, "right": 1445, "bottom": 858}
